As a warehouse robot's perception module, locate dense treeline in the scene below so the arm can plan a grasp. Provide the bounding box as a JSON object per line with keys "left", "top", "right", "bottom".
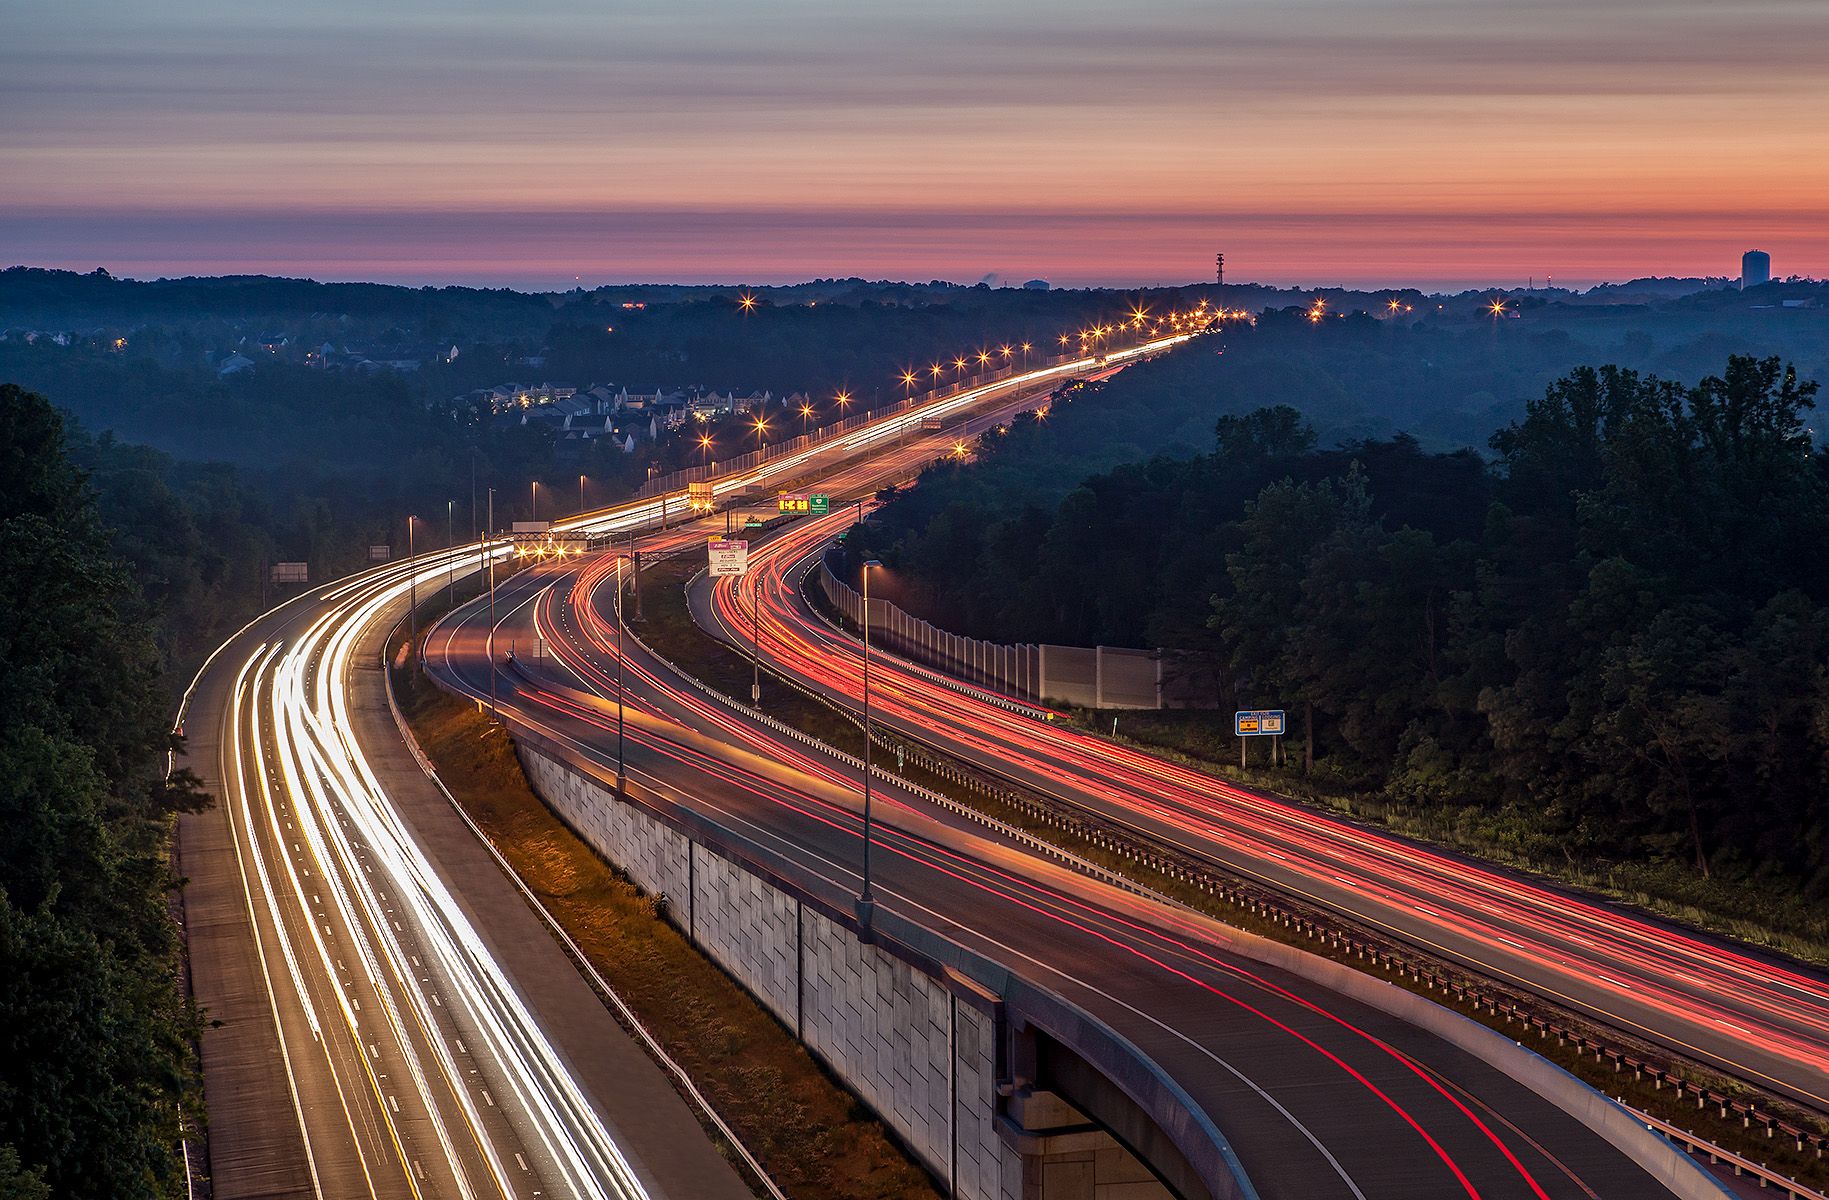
{"left": 856, "top": 355, "right": 1829, "bottom": 887}
{"left": 0, "top": 384, "right": 209, "bottom": 1198}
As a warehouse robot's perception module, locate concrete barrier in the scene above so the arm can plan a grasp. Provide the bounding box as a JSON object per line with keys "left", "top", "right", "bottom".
{"left": 498, "top": 711, "right": 1261, "bottom": 1200}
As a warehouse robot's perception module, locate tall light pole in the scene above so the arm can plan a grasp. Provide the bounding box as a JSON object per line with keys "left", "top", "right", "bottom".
{"left": 531, "top": 479, "right": 539, "bottom": 524}
{"left": 616, "top": 551, "right": 626, "bottom": 788}
{"left": 407, "top": 516, "right": 419, "bottom": 678}
{"left": 579, "top": 473, "right": 587, "bottom": 515}
{"left": 750, "top": 566, "right": 763, "bottom": 706}
{"left": 859, "top": 559, "right": 883, "bottom": 918}
{"left": 446, "top": 499, "right": 455, "bottom": 609}
{"left": 487, "top": 488, "right": 497, "bottom": 722}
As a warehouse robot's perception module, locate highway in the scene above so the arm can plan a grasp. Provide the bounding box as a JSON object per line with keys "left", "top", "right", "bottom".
{"left": 174, "top": 317, "right": 1773, "bottom": 1199}
{"left": 174, "top": 334, "right": 1177, "bottom": 1200}
{"left": 424, "top": 527, "right": 1694, "bottom": 1199}
{"left": 694, "top": 509, "right": 1829, "bottom": 1120}
{"left": 176, "top": 549, "right": 755, "bottom": 1200}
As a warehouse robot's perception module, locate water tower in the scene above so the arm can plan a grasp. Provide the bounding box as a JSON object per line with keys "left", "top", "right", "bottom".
{"left": 1742, "top": 250, "right": 1771, "bottom": 289}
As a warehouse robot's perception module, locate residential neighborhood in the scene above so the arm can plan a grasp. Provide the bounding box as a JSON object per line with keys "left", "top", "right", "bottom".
{"left": 442, "top": 380, "right": 808, "bottom": 457}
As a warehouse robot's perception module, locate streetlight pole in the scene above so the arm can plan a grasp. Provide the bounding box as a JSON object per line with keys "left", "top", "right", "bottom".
{"left": 579, "top": 473, "right": 586, "bottom": 515}
{"left": 860, "top": 559, "right": 883, "bottom": 919}
{"left": 531, "top": 480, "right": 539, "bottom": 524}
{"left": 487, "top": 488, "right": 497, "bottom": 722}
{"left": 750, "top": 568, "right": 762, "bottom": 706}
{"left": 407, "top": 515, "right": 418, "bottom": 678}
{"left": 616, "top": 551, "right": 626, "bottom": 788}
{"left": 446, "top": 499, "right": 455, "bottom": 609}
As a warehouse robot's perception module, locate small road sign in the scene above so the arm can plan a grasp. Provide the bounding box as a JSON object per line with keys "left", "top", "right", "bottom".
{"left": 708, "top": 539, "right": 748, "bottom": 577}
{"left": 809, "top": 493, "right": 830, "bottom": 515}
{"left": 1235, "top": 709, "right": 1285, "bottom": 736}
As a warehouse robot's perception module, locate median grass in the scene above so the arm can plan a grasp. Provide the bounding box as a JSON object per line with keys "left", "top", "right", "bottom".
{"left": 394, "top": 667, "right": 940, "bottom": 1200}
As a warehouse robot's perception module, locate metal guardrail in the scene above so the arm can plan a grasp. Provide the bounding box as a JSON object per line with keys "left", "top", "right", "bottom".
{"left": 1637, "top": 1105, "right": 1828, "bottom": 1198}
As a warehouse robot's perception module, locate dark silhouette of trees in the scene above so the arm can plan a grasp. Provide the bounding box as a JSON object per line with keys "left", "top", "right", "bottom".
{"left": 0, "top": 384, "right": 204, "bottom": 1198}
{"left": 859, "top": 356, "right": 1829, "bottom": 889}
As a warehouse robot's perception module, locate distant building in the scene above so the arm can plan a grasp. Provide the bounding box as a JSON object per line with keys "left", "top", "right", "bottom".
{"left": 1742, "top": 250, "right": 1771, "bottom": 289}
{"left": 217, "top": 353, "right": 255, "bottom": 376}
{"left": 1023, "top": 279, "right": 1049, "bottom": 291}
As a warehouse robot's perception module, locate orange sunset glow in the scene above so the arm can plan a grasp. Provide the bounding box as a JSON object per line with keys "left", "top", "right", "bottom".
{"left": 3, "top": 1, "right": 1825, "bottom": 286}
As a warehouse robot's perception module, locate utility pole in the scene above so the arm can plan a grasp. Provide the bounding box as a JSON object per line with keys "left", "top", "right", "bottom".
{"left": 1215, "top": 251, "right": 1224, "bottom": 287}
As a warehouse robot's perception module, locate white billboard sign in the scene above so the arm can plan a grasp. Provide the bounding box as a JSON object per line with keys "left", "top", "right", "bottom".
{"left": 708, "top": 539, "right": 748, "bottom": 577}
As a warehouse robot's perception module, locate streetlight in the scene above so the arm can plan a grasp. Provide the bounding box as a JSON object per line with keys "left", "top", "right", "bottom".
{"left": 407, "top": 515, "right": 419, "bottom": 678}
{"left": 859, "top": 559, "right": 884, "bottom": 920}
{"left": 579, "top": 473, "right": 587, "bottom": 515}
{"left": 752, "top": 416, "right": 769, "bottom": 456}
{"left": 699, "top": 433, "right": 714, "bottom": 471}
{"left": 799, "top": 402, "right": 813, "bottom": 438}
{"left": 616, "top": 547, "right": 627, "bottom": 787}
{"left": 486, "top": 489, "right": 497, "bottom": 721}
{"left": 750, "top": 564, "right": 764, "bottom": 706}
{"left": 446, "top": 499, "right": 455, "bottom": 609}
{"left": 531, "top": 480, "right": 539, "bottom": 524}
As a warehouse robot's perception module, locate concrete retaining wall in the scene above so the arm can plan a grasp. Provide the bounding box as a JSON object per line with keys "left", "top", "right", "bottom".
{"left": 516, "top": 747, "right": 1024, "bottom": 1199}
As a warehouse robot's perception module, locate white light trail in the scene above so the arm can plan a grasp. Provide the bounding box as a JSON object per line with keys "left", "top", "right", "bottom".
{"left": 247, "top": 551, "right": 653, "bottom": 1200}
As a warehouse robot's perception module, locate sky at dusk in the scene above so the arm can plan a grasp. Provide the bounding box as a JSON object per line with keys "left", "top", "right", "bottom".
{"left": 3, "top": 0, "right": 1825, "bottom": 290}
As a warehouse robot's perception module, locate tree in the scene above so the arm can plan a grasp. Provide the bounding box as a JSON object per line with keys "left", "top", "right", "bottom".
{"left": 0, "top": 384, "right": 200, "bottom": 1198}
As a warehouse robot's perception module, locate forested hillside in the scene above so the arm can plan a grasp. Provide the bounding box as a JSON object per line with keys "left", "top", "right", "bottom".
{"left": 855, "top": 356, "right": 1829, "bottom": 890}
{"left": 0, "top": 384, "right": 208, "bottom": 1198}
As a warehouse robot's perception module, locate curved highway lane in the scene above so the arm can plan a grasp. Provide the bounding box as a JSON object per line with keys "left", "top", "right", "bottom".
{"left": 424, "top": 550, "right": 1698, "bottom": 1200}
{"left": 698, "top": 509, "right": 1829, "bottom": 1118}
{"left": 178, "top": 548, "right": 749, "bottom": 1200}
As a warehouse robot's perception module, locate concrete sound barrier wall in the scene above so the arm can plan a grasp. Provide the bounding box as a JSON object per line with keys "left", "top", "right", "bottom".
{"left": 510, "top": 735, "right": 1255, "bottom": 1200}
